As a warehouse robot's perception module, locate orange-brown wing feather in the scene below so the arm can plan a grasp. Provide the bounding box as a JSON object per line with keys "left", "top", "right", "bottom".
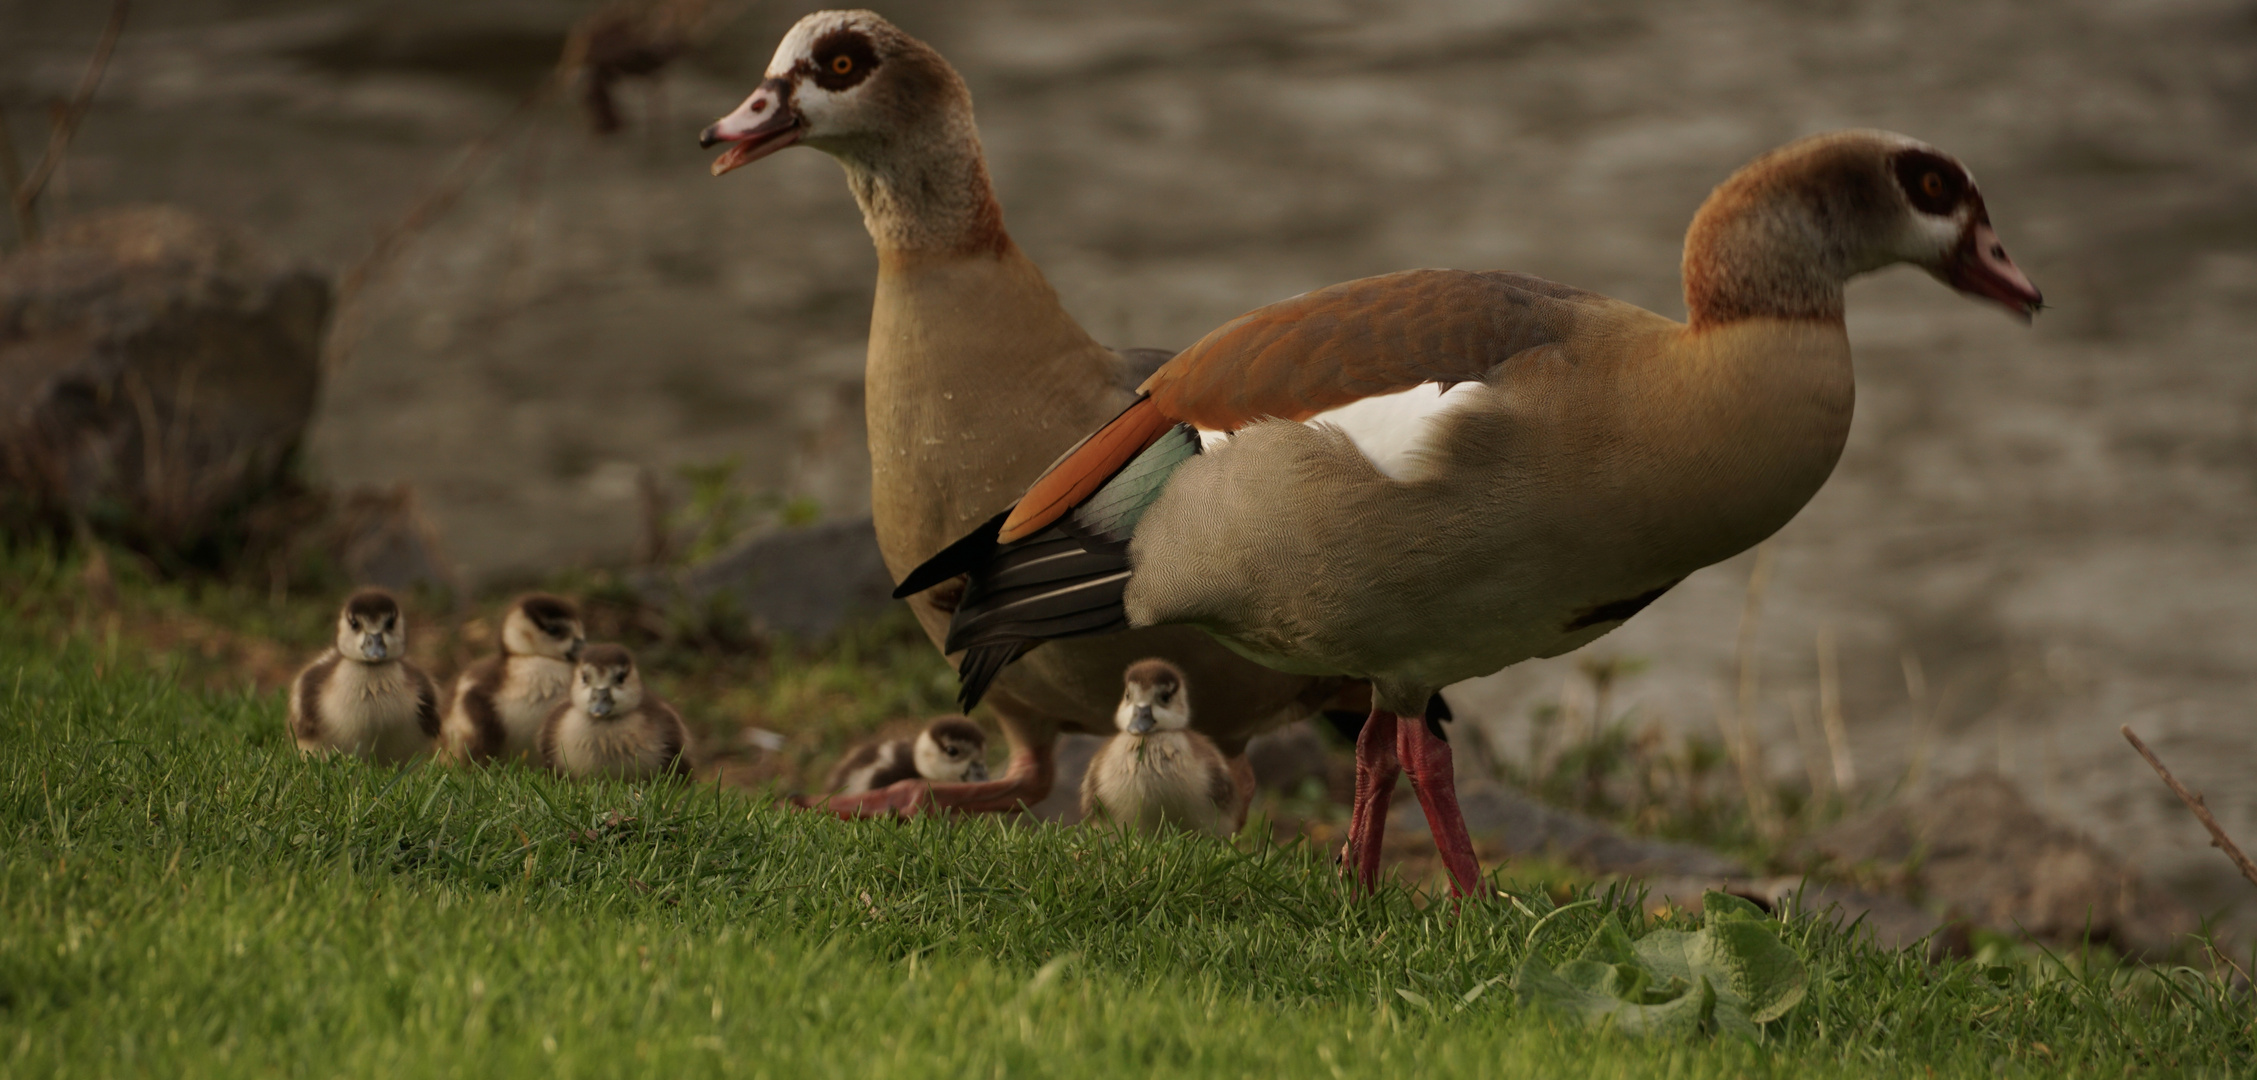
{"left": 999, "top": 395, "right": 1175, "bottom": 543}
{"left": 994, "top": 269, "right": 1595, "bottom": 544}
{"left": 1143, "top": 269, "right": 1592, "bottom": 430}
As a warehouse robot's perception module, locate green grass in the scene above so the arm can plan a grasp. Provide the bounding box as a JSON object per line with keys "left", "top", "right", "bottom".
{"left": 1, "top": 555, "right": 2252, "bottom": 1077}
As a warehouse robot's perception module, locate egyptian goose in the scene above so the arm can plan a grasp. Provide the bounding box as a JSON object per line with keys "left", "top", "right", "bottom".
{"left": 898, "top": 131, "right": 2043, "bottom": 896}
{"left": 699, "top": 10, "right": 1330, "bottom": 817}
{"left": 539, "top": 644, "right": 692, "bottom": 780}
{"left": 1081, "top": 659, "right": 1236, "bottom": 836}
{"left": 288, "top": 589, "right": 441, "bottom": 763}
{"left": 825, "top": 717, "right": 989, "bottom": 795}
{"left": 441, "top": 594, "right": 586, "bottom": 765}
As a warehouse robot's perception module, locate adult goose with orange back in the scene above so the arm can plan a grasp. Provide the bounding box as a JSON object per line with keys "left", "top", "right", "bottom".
{"left": 899, "top": 131, "right": 2044, "bottom": 896}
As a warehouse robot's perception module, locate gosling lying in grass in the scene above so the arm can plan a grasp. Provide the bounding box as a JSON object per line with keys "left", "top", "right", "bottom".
{"left": 539, "top": 645, "right": 690, "bottom": 781}
{"left": 1081, "top": 659, "right": 1233, "bottom": 836}
{"left": 826, "top": 717, "right": 990, "bottom": 795}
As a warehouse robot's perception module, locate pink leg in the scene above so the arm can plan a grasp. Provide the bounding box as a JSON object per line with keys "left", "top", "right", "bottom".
{"left": 794, "top": 740, "right": 1057, "bottom": 819}
{"left": 1398, "top": 715, "right": 1489, "bottom": 898}
{"left": 1339, "top": 709, "right": 1401, "bottom": 895}
{"left": 1226, "top": 753, "right": 1257, "bottom": 835}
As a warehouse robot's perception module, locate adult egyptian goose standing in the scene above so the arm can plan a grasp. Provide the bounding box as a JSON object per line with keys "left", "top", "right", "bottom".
{"left": 1081, "top": 659, "right": 1236, "bottom": 837}
{"left": 539, "top": 645, "right": 692, "bottom": 781}
{"left": 441, "top": 594, "right": 586, "bottom": 765}
{"left": 699, "top": 10, "right": 1328, "bottom": 817}
{"left": 899, "top": 131, "right": 2044, "bottom": 897}
{"left": 288, "top": 589, "right": 442, "bottom": 763}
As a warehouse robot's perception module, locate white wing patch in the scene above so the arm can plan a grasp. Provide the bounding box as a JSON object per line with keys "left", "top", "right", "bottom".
{"left": 1195, "top": 382, "right": 1484, "bottom": 480}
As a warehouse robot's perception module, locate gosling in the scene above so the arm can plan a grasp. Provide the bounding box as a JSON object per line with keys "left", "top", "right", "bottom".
{"left": 1081, "top": 659, "right": 1233, "bottom": 836}
{"left": 539, "top": 644, "right": 691, "bottom": 780}
{"left": 288, "top": 589, "right": 441, "bottom": 763}
{"left": 441, "top": 594, "right": 585, "bottom": 764}
{"left": 826, "top": 717, "right": 989, "bottom": 795}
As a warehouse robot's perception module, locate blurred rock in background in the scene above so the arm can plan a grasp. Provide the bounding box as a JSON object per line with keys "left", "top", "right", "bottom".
{"left": 328, "top": 481, "right": 457, "bottom": 593}
{"left": 1796, "top": 773, "right": 2199, "bottom": 957}
{"left": 0, "top": 205, "right": 327, "bottom": 567}
{"left": 647, "top": 514, "right": 896, "bottom": 642}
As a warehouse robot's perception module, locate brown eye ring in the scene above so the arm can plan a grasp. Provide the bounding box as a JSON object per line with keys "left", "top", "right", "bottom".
{"left": 1921, "top": 172, "right": 1945, "bottom": 197}
{"left": 831, "top": 55, "right": 853, "bottom": 74}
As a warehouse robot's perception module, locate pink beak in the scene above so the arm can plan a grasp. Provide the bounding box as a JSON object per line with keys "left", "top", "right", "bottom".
{"left": 1944, "top": 221, "right": 2044, "bottom": 323}
{"left": 700, "top": 77, "right": 803, "bottom": 177}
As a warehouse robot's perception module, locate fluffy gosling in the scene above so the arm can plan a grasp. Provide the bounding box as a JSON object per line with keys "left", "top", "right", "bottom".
{"left": 825, "top": 717, "right": 990, "bottom": 795}
{"left": 539, "top": 644, "right": 691, "bottom": 780}
{"left": 288, "top": 589, "right": 441, "bottom": 763}
{"left": 441, "top": 593, "right": 584, "bottom": 764}
{"left": 1081, "top": 659, "right": 1233, "bottom": 835}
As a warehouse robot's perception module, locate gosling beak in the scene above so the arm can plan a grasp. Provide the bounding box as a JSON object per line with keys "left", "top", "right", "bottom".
{"left": 962, "top": 759, "right": 990, "bottom": 783}
{"left": 361, "top": 634, "right": 388, "bottom": 661}
{"left": 587, "top": 690, "right": 614, "bottom": 719}
{"left": 1128, "top": 704, "right": 1156, "bottom": 735}
{"left": 701, "top": 77, "right": 802, "bottom": 177}
{"left": 1942, "top": 219, "right": 2044, "bottom": 323}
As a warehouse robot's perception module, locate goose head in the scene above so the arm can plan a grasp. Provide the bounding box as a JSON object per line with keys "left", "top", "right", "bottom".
{"left": 335, "top": 588, "right": 405, "bottom": 663}
{"left": 501, "top": 594, "right": 586, "bottom": 662}
{"left": 700, "top": 10, "right": 963, "bottom": 176}
{"left": 1114, "top": 659, "right": 1192, "bottom": 736}
{"left": 1685, "top": 131, "right": 2043, "bottom": 325}
{"left": 1885, "top": 143, "right": 2043, "bottom": 319}
{"left": 911, "top": 717, "right": 990, "bottom": 782}
{"left": 572, "top": 644, "right": 643, "bottom": 721}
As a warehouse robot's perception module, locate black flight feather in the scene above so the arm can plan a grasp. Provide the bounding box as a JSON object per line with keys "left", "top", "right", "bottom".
{"left": 937, "top": 426, "right": 1204, "bottom": 711}
{"left": 893, "top": 509, "right": 1009, "bottom": 600}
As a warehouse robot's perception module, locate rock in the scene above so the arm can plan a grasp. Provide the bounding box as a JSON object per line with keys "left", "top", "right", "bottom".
{"left": 1025, "top": 733, "right": 1107, "bottom": 824}
{"left": 1392, "top": 778, "right": 1751, "bottom": 879}
{"left": 330, "top": 482, "right": 456, "bottom": 593}
{"left": 656, "top": 516, "right": 898, "bottom": 640}
{"left": 1798, "top": 773, "right": 2199, "bottom": 956}
{"left": 0, "top": 206, "right": 329, "bottom": 556}
{"left": 1244, "top": 720, "right": 1339, "bottom": 793}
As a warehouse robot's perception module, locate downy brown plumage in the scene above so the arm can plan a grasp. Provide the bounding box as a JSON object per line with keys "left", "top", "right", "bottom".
{"left": 289, "top": 589, "right": 441, "bottom": 763}
{"left": 825, "top": 717, "right": 989, "bottom": 795}
{"left": 441, "top": 594, "right": 586, "bottom": 765}
{"left": 539, "top": 644, "right": 691, "bottom": 781}
{"left": 1081, "top": 659, "right": 1235, "bottom": 837}
{"left": 701, "top": 10, "right": 1330, "bottom": 817}
{"left": 902, "top": 131, "right": 2044, "bottom": 896}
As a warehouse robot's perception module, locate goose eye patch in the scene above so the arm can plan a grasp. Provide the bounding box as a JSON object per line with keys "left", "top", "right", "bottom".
{"left": 810, "top": 28, "right": 879, "bottom": 91}
{"left": 1892, "top": 149, "right": 1967, "bottom": 216}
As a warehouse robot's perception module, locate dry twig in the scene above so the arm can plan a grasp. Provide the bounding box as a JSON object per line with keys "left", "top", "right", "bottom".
{"left": 11, "top": 0, "right": 128, "bottom": 241}
{"left": 2121, "top": 724, "right": 2257, "bottom": 891}
{"left": 0, "top": 111, "right": 28, "bottom": 246}
{"left": 1816, "top": 625, "right": 1855, "bottom": 790}
{"left": 1723, "top": 543, "right": 1780, "bottom": 836}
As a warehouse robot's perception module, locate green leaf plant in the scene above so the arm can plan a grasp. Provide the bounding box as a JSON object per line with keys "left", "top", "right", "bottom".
{"left": 1514, "top": 891, "right": 1808, "bottom": 1040}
